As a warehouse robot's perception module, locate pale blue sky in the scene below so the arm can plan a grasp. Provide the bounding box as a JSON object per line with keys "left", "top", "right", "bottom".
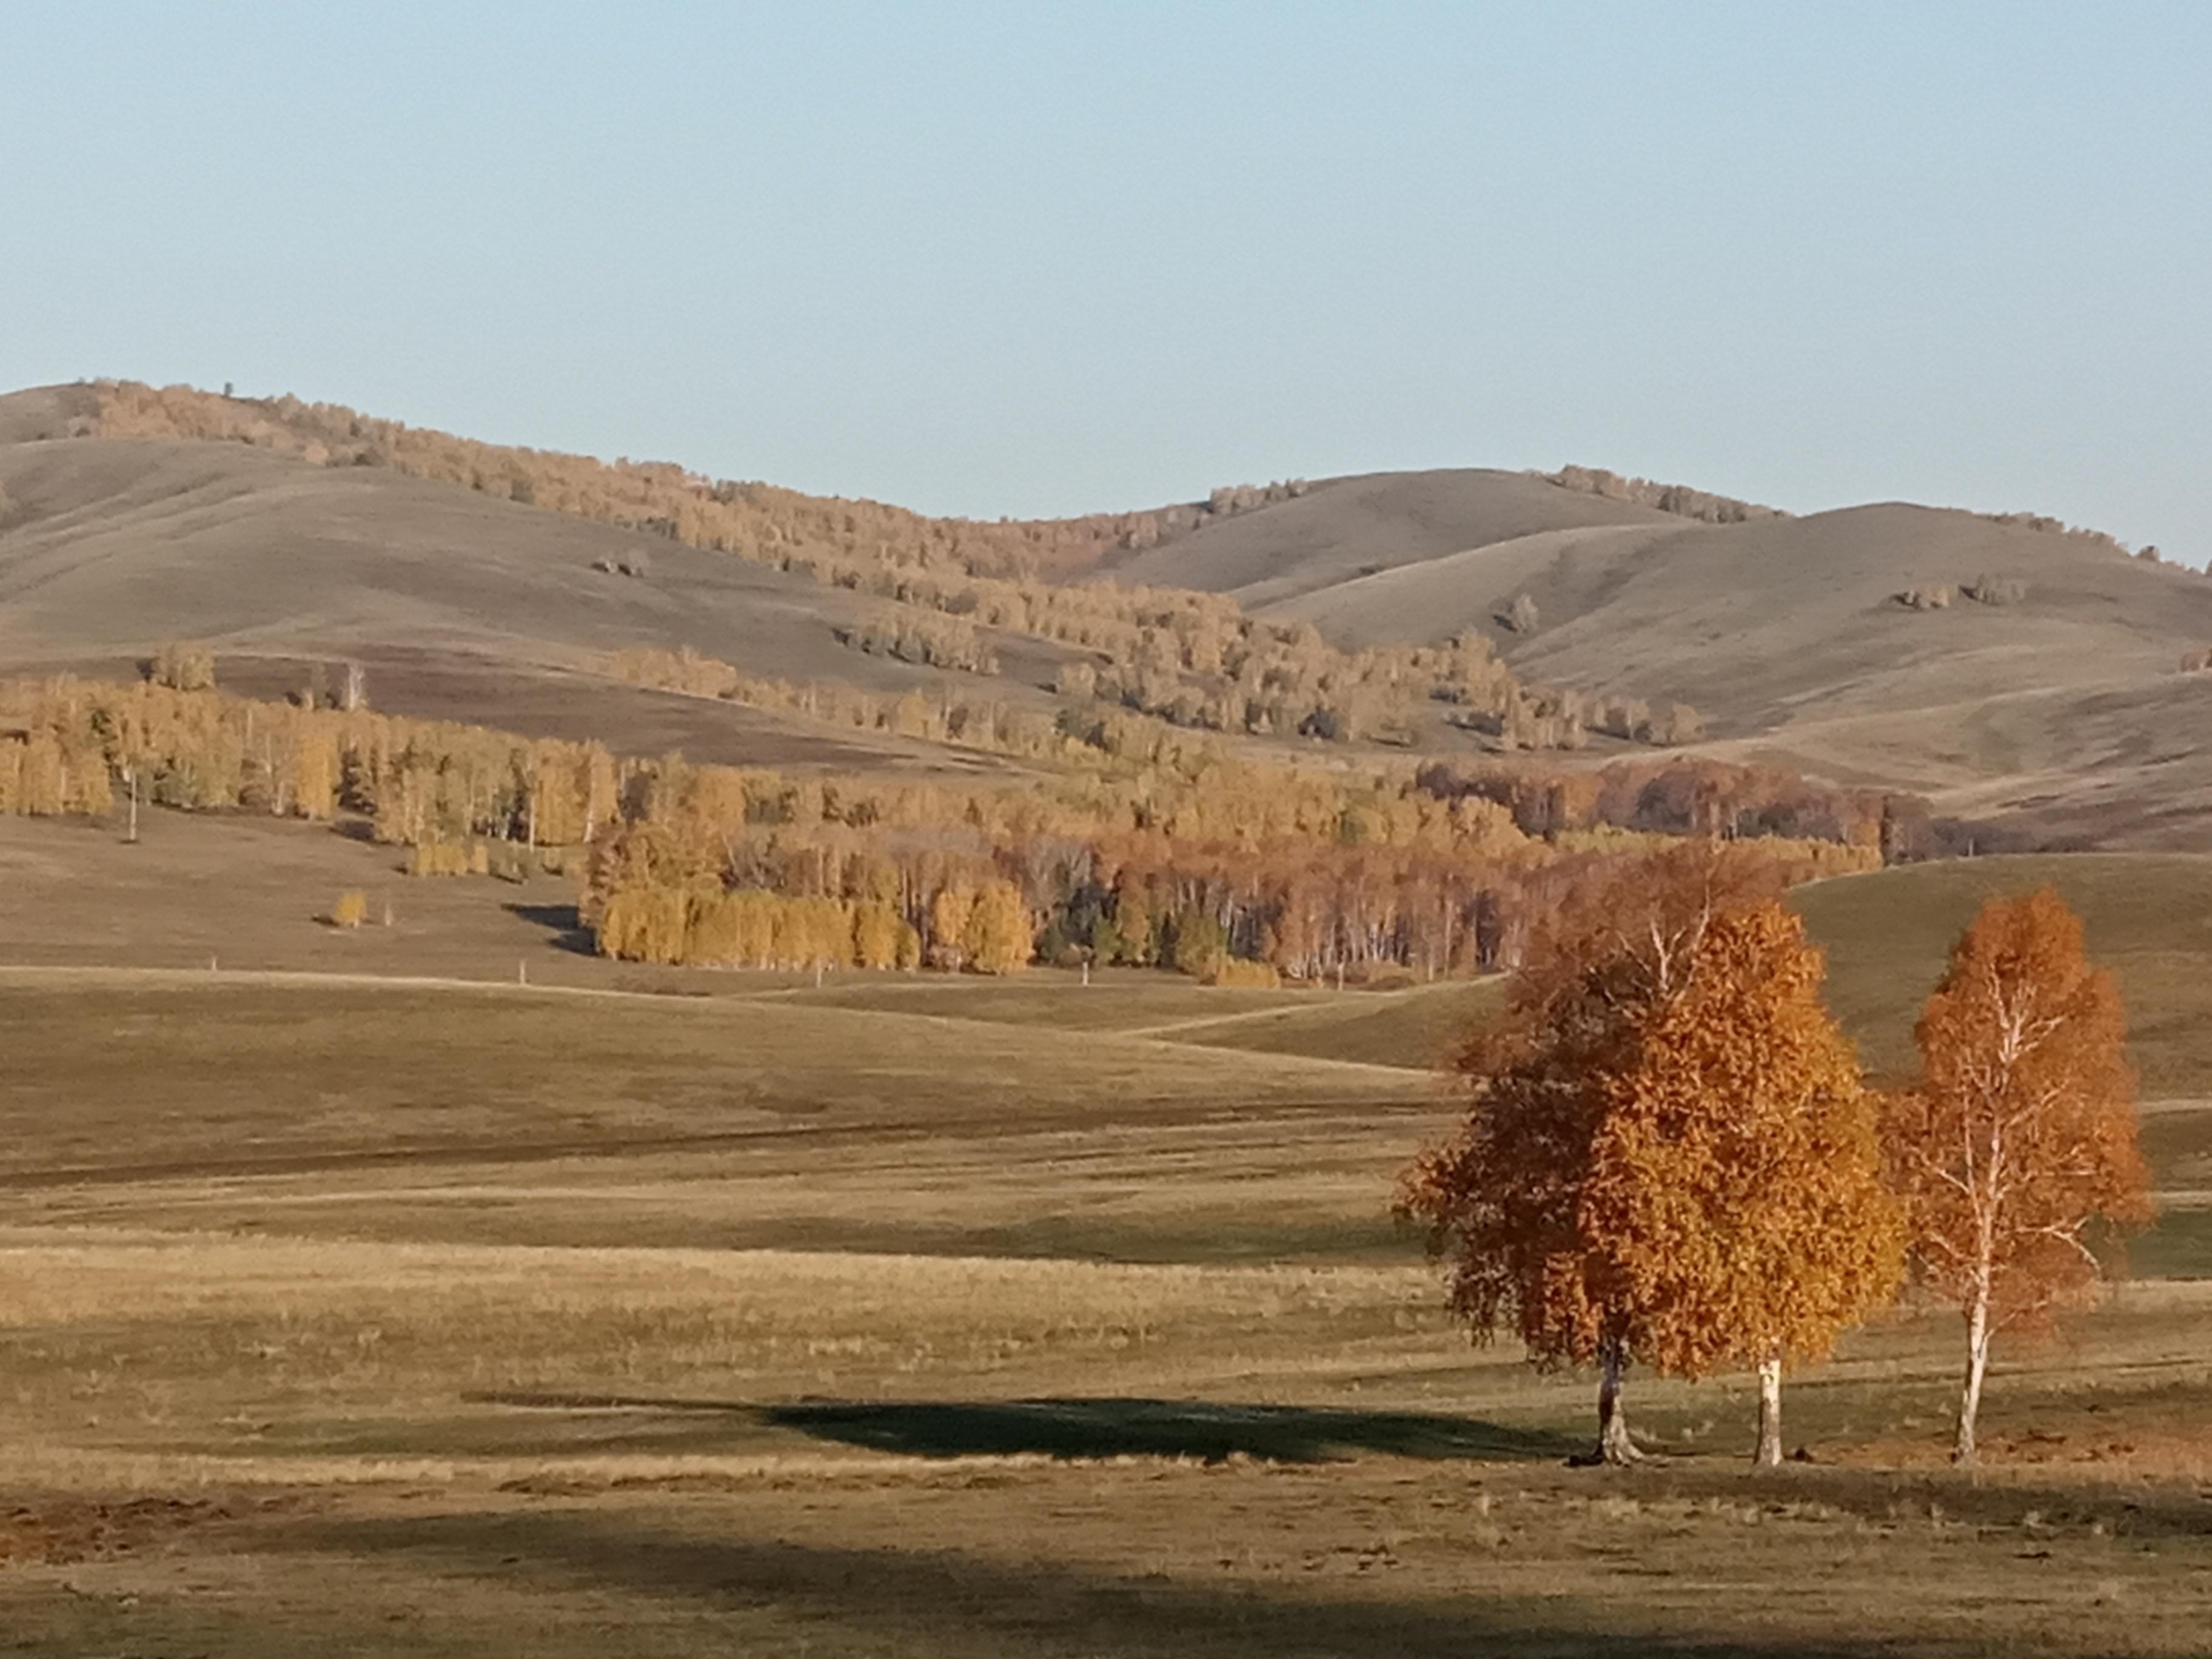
{"left": 6, "top": 4, "right": 2208, "bottom": 557}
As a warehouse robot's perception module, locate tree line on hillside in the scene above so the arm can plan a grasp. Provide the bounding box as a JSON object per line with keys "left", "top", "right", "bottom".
{"left": 625, "top": 622, "right": 1703, "bottom": 759}
{"left": 0, "top": 671, "right": 1898, "bottom": 984}
{"left": 1418, "top": 757, "right": 1935, "bottom": 857}
{"left": 0, "top": 676, "right": 618, "bottom": 846}
{"left": 612, "top": 645, "right": 1101, "bottom": 763}
{"left": 834, "top": 609, "right": 1000, "bottom": 675}
{"left": 1119, "top": 478, "right": 1310, "bottom": 548}
{"left": 1541, "top": 465, "right": 1786, "bottom": 525}
{"left": 1059, "top": 627, "right": 1701, "bottom": 750}
{"left": 1543, "top": 461, "right": 2160, "bottom": 561}
{"left": 582, "top": 784, "right": 1874, "bottom": 985}
{"left": 78, "top": 381, "right": 1696, "bottom": 756}
{"left": 1402, "top": 850, "right": 2149, "bottom": 1467}
{"left": 85, "top": 380, "right": 1138, "bottom": 581}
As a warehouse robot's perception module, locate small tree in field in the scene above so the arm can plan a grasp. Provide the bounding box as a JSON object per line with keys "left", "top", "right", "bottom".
{"left": 1886, "top": 887, "right": 2151, "bottom": 1463}
{"left": 1583, "top": 901, "right": 1902, "bottom": 1465}
{"left": 330, "top": 890, "right": 369, "bottom": 929}
{"left": 1399, "top": 843, "right": 1789, "bottom": 1464}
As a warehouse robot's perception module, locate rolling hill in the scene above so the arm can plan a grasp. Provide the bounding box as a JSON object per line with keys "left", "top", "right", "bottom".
{"left": 1097, "top": 466, "right": 1681, "bottom": 607}
{"left": 1098, "top": 469, "right": 2212, "bottom": 846}
{"left": 5, "top": 380, "right": 2209, "bottom": 844}
{"left": 0, "top": 422, "right": 1072, "bottom": 773}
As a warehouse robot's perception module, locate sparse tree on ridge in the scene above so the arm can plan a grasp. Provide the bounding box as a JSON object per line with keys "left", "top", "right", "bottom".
{"left": 1885, "top": 887, "right": 2152, "bottom": 1464}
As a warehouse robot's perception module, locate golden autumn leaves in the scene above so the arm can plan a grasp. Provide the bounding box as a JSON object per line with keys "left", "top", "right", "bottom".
{"left": 1582, "top": 900, "right": 1902, "bottom": 1465}
{"left": 1401, "top": 850, "right": 2149, "bottom": 1467}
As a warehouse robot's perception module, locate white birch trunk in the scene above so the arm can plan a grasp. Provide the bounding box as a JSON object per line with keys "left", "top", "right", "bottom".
{"left": 1754, "top": 1352, "right": 1785, "bottom": 1467}
{"left": 1595, "top": 1335, "right": 1641, "bottom": 1465}
{"left": 1955, "top": 1286, "right": 1992, "bottom": 1464}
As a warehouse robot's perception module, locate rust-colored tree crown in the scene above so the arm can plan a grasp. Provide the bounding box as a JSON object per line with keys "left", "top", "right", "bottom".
{"left": 1402, "top": 844, "right": 1897, "bottom": 1376}
{"left": 1887, "top": 885, "right": 2151, "bottom": 1334}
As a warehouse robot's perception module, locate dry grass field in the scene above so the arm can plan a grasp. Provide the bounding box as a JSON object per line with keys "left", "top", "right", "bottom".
{"left": 4, "top": 819, "right": 2212, "bottom": 1652}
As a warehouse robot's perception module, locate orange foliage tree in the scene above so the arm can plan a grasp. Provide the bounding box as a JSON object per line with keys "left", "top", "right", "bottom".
{"left": 1401, "top": 848, "right": 1897, "bottom": 1464}
{"left": 1583, "top": 901, "right": 1900, "bottom": 1464}
{"left": 1885, "top": 887, "right": 2152, "bottom": 1463}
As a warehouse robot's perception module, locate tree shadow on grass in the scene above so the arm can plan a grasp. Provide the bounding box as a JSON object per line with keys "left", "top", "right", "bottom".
{"left": 504, "top": 902, "right": 595, "bottom": 955}
{"left": 767, "top": 1397, "right": 1586, "bottom": 1463}
{"left": 470, "top": 1392, "right": 1581, "bottom": 1464}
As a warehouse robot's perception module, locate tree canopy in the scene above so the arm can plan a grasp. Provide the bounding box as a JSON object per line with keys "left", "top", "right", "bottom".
{"left": 1886, "top": 886, "right": 2151, "bottom": 1463}
{"left": 1402, "top": 846, "right": 1899, "bottom": 1464}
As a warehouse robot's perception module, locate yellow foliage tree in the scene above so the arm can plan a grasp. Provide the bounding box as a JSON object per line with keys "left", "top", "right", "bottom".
{"left": 963, "top": 879, "right": 1034, "bottom": 976}
{"left": 1580, "top": 900, "right": 1901, "bottom": 1464}
{"left": 852, "top": 902, "right": 904, "bottom": 970}
{"left": 930, "top": 884, "right": 976, "bottom": 971}
{"left": 151, "top": 642, "right": 216, "bottom": 691}
{"left": 292, "top": 726, "right": 338, "bottom": 820}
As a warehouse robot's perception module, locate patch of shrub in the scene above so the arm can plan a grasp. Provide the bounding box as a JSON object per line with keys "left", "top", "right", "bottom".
{"left": 1542, "top": 464, "right": 1784, "bottom": 525}
{"left": 407, "top": 842, "right": 491, "bottom": 877}
{"left": 1207, "top": 957, "right": 1282, "bottom": 989}
{"left": 1963, "top": 575, "right": 2027, "bottom": 606}
{"left": 149, "top": 642, "right": 216, "bottom": 691}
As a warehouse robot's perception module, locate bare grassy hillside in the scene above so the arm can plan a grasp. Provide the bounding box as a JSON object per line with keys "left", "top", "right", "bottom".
{"left": 1098, "top": 468, "right": 1677, "bottom": 606}
{"left": 0, "top": 429, "right": 1068, "bottom": 772}
{"left": 10, "top": 381, "right": 2212, "bottom": 842}
{"left": 1115, "top": 471, "right": 2212, "bottom": 845}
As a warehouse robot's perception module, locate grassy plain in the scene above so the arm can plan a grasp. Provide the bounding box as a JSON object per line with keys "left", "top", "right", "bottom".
{"left": 3, "top": 827, "right": 2212, "bottom": 1652}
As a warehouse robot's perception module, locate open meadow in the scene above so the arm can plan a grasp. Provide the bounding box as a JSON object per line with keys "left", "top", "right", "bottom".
{"left": 2, "top": 816, "right": 2211, "bottom": 1653}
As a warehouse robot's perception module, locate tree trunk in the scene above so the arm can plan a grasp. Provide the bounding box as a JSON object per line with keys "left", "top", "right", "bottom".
{"left": 1754, "top": 1350, "right": 1785, "bottom": 1466}
{"left": 1954, "top": 1287, "right": 1992, "bottom": 1464}
{"left": 1594, "top": 1335, "right": 1641, "bottom": 1465}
